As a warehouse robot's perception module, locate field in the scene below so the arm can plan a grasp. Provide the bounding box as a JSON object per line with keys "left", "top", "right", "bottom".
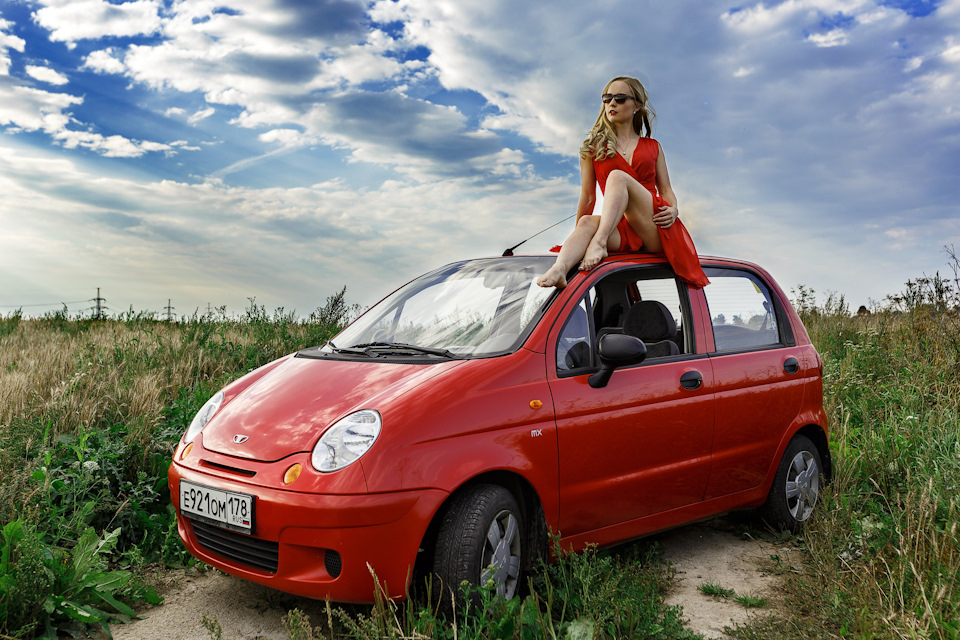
{"left": 1, "top": 271, "right": 959, "bottom": 639}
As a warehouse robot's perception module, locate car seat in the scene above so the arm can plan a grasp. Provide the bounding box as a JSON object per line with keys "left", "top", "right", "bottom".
{"left": 622, "top": 300, "right": 680, "bottom": 358}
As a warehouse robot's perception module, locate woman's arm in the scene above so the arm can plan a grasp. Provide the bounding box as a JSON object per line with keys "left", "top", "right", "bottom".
{"left": 653, "top": 143, "right": 678, "bottom": 228}
{"left": 576, "top": 155, "right": 597, "bottom": 224}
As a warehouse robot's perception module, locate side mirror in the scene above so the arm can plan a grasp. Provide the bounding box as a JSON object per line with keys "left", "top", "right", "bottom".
{"left": 588, "top": 334, "right": 647, "bottom": 388}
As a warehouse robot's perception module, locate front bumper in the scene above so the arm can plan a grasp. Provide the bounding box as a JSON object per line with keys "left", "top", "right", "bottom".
{"left": 169, "top": 460, "right": 448, "bottom": 603}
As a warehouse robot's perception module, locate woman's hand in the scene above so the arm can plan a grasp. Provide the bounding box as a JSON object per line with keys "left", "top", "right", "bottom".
{"left": 653, "top": 203, "right": 678, "bottom": 228}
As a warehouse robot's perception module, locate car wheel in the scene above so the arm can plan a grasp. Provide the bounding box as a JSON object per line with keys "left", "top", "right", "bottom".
{"left": 433, "top": 484, "right": 524, "bottom": 604}
{"left": 761, "top": 434, "right": 823, "bottom": 532}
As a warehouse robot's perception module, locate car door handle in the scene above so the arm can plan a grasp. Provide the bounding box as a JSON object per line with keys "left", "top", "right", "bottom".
{"left": 679, "top": 370, "right": 702, "bottom": 390}
{"left": 784, "top": 357, "right": 800, "bottom": 374}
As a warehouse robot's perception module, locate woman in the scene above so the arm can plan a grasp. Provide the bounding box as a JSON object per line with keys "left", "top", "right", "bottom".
{"left": 537, "top": 77, "right": 709, "bottom": 289}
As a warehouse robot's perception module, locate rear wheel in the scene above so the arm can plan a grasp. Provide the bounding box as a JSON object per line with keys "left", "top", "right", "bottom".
{"left": 433, "top": 484, "right": 524, "bottom": 605}
{"left": 761, "top": 434, "right": 823, "bottom": 532}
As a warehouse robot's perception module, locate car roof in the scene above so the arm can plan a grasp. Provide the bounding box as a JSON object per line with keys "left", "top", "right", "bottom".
{"left": 513, "top": 252, "right": 766, "bottom": 272}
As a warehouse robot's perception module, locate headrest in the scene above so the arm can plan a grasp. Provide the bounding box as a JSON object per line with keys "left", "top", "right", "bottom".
{"left": 623, "top": 300, "right": 676, "bottom": 342}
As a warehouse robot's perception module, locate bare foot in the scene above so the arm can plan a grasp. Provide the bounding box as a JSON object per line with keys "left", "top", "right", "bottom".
{"left": 536, "top": 266, "right": 567, "bottom": 288}
{"left": 581, "top": 241, "right": 608, "bottom": 271}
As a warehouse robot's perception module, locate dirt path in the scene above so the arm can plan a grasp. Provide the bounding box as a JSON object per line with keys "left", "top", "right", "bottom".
{"left": 659, "top": 518, "right": 792, "bottom": 638}
{"left": 111, "top": 518, "right": 793, "bottom": 640}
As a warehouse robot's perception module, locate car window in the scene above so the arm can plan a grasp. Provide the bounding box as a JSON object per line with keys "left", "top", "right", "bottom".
{"left": 556, "top": 269, "right": 691, "bottom": 374}
{"left": 556, "top": 293, "right": 595, "bottom": 372}
{"left": 328, "top": 257, "right": 557, "bottom": 358}
{"left": 370, "top": 277, "right": 502, "bottom": 346}
{"left": 703, "top": 270, "right": 781, "bottom": 351}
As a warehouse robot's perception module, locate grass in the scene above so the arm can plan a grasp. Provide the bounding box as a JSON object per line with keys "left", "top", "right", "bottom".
{"left": 285, "top": 542, "right": 696, "bottom": 640}
{"left": 733, "top": 594, "right": 768, "bottom": 609}
{"left": 698, "top": 582, "right": 766, "bottom": 609}
{"left": 728, "top": 257, "right": 960, "bottom": 639}
{"left": 0, "top": 293, "right": 355, "bottom": 638}
{"left": 698, "top": 582, "right": 736, "bottom": 599}
{"left": 3, "top": 255, "right": 960, "bottom": 639}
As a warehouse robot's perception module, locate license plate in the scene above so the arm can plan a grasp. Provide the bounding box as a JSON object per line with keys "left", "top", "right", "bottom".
{"left": 179, "top": 480, "right": 254, "bottom": 534}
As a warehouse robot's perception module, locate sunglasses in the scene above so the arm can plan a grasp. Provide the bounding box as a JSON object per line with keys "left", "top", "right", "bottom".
{"left": 602, "top": 93, "right": 634, "bottom": 104}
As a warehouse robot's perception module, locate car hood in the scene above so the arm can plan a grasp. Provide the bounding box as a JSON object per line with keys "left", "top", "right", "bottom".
{"left": 201, "top": 355, "right": 466, "bottom": 462}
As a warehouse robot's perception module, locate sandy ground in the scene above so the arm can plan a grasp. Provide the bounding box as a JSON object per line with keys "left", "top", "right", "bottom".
{"left": 659, "top": 518, "right": 793, "bottom": 638}
{"left": 108, "top": 517, "right": 795, "bottom": 640}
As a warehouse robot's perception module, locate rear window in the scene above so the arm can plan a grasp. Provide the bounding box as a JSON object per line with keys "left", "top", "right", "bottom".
{"left": 703, "top": 269, "right": 782, "bottom": 351}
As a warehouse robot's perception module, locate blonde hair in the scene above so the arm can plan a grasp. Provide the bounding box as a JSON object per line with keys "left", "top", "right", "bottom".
{"left": 579, "top": 76, "right": 656, "bottom": 161}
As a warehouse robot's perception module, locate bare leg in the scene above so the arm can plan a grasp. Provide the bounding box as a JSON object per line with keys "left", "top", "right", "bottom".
{"left": 583, "top": 170, "right": 662, "bottom": 270}
{"left": 537, "top": 216, "right": 616, "bottom": 287}
{"left": 538, "top": 169, "right": 662, "bottom": 287}
{"left": 606, "top": 170, "right": 663, "bottom": 254}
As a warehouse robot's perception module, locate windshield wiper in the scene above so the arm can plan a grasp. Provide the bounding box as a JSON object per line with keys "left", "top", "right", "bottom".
{"left": 350, "top": 342, "right": 458, "bottom": 359}
{"left": 326, "top": 341, "right": 374, "bottom": 356}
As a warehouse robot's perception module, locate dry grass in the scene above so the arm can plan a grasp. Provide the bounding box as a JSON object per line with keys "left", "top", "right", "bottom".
{"left": 0, "top": 317, "right": 320, "bottom": 447}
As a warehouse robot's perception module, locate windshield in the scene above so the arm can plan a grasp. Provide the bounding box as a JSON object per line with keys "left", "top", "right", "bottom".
{"left": 325, "top": 257, "right": 557, "bottom": 358}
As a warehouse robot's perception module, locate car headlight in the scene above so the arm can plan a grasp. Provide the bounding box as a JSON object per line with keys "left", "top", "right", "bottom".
{"left": 311, "top": 410, "right": 381, "bottom": 473}
{"left": 184, "top": 391, "right": 224, "bottom": 443}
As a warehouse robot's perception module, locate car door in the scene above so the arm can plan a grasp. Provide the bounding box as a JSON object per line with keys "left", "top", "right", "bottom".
{"left": 548, "top": 266, "right": 715, "bottom": 536}
{"left": 699, "top": 267, "right": 806, "bottom": 499}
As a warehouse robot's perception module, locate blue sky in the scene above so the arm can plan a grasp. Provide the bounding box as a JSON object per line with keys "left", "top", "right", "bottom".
{"left": 1, "top": 0, "right": 958, "bottom": 317}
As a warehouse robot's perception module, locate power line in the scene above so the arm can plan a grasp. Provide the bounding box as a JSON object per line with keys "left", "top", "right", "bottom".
{"left": 0, "top": 299, "right": 90, "bottom": 309}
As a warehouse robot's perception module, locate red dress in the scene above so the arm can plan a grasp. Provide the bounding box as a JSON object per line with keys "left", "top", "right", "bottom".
{"left": 592, "top": 138, "right": 709, "bottom": 288}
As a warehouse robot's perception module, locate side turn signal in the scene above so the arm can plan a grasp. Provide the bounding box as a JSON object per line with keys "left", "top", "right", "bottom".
{"left": 529, "top": 400, "right": 543, "bottom": 409}
{"left": 283, "top": 463, "right": 303, "bottom": 485}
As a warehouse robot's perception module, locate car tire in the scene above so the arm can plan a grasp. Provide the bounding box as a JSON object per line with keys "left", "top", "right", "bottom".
{"left": 433, "top": 484, "right": 524, "bottom": 606}
{"left": 760, "top": 434, "right": 824, "bottom": 532}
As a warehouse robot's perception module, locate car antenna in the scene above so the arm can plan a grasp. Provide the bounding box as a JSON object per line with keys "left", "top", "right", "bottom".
{"left": 502, "top": 213, "right": 575, "bottom": 256}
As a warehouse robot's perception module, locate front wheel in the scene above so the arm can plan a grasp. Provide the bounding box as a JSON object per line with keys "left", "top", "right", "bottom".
{"left": 433, "top": 484, "right": 524, "bottom": 605}
{"left": 760, "top": 434, "right": 823, "bottom": 532}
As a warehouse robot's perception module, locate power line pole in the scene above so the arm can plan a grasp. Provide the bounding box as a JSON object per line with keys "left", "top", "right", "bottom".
{"left": 165, "top": 299, "right": 175, "bottom": 322}
{"left": 92, "top": 287, "right": 106, "bottom": 320}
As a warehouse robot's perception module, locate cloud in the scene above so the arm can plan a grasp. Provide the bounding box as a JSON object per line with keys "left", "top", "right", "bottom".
{"left": 0, "top": 18, "right": 26, "bottom": 75}
{"left": 188, "top": 107, "right": 215, "bottom": 124}
{"left": 302, "top": 90, "right": 507, "bottom": 178}
{"left": 32, "top": 0, "right": 163, "bottom": 45}
{"left": 807, "top": 28, "right": 850, "bottom": 47}
{"left": 83, "top": 49, "right": 126, "bottom": 74}
{"left": 0, "top": 77, "right": 174, "bottom": 157}
{"left": 0, "top": 79, "right": 82, "bottom": 132}
{"left": 259, "top": 128, "right": 303, "bottom": 146}
{"left": 25, "top": 65, "right": 69, "bottom": 85}
{"left": 0, "top": 141, "right": 574, "bottom": 312}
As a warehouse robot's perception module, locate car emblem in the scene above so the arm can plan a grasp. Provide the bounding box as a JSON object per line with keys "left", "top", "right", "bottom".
{"left": 233, "top": 434, "right": 249, "bottom": 444}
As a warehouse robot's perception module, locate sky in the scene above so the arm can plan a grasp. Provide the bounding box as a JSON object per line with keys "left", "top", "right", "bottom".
{"left": 0, "top": 0, "right": 958, "bottom": 319}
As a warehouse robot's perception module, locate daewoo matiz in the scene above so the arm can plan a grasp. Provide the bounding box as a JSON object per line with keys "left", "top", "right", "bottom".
{"left": 169, "top": 253, "right": 830, "bottom": 603}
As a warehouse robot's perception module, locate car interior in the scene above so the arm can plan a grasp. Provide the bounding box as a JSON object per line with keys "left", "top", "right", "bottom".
{"left": 557, "top": 269, "right": 691, "bottom": 372}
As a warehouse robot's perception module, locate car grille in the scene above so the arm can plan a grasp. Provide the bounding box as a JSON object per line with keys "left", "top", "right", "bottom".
{"left": 190, "top": 519, "right": 279, "bottom": 573}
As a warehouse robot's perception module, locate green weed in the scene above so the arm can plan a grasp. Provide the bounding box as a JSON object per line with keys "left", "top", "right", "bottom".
{"left": 201, "top": 612, "right": 223, "bottom": 640}
{"left": 0, "top": 520, "right": 161, "bottom": 638}
{"left": 734, "top": 594, "right": 767, "bottom": 609}
{"left": 317, "top": 541, "right": 696, "bottom": 640}
{"left": 698, "top": 582, "right": 735, "bottom": 599}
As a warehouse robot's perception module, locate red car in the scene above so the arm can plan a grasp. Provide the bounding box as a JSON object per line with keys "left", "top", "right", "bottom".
{"left": 169, "top": 253, "right": 829, "bottom": 603}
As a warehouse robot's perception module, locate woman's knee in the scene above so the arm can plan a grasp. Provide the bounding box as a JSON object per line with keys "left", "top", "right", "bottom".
{"left": 606, "top": 169, "right": 630, "bottom": 189}
{"left": 576, "top": 215, "right": 600, "bottom": 230}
